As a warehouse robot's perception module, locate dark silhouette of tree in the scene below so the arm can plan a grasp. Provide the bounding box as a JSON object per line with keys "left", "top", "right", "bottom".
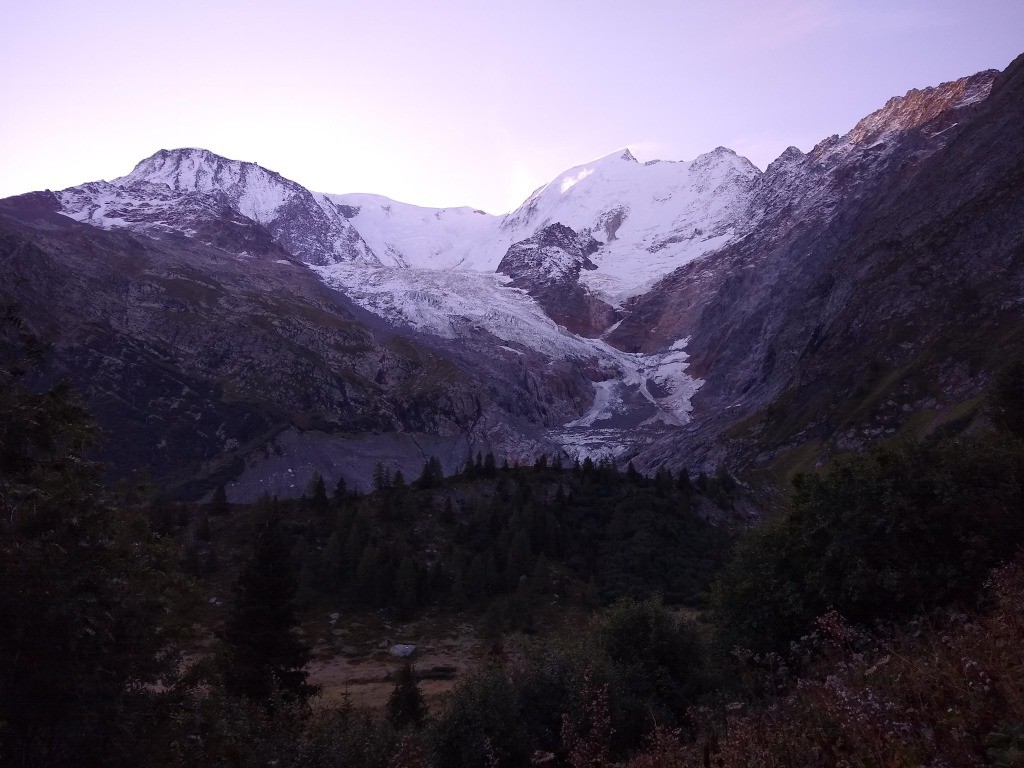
{"left": 387, "top": 661, "right": 427, "bottom": 729}
{"left": 395, "top": 556, "right": 419, "bottom": 615}
{"left": 373, "top": 461, "right": 392, "bottom": 491}
{"left": 220, "top": 517, "right": 316, "bottom": 705}
{"left": 208, "top": 483, "right": 230, "bottom": 515}
{"left": 483, "top": 452, "right": 497, "bottom": 476}
{"left": 333, "top": 476, "right": 348, "bottom": 504}
{"left": 417, "top": 456, "right": 445, "bottom": 489}
{"left": 676, "top": 467, "right": 691, "bottom": 492}
{"left": 991, "top": 358, "right": 1024, "bottom": 439}
{"left": 310, "top": 473, "right": 329, "bottom": 513}
{"left": 0, "top": 307, "right": 194, "bottom": 766}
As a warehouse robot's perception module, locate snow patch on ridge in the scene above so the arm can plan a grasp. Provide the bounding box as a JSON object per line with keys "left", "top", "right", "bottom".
{"left": 320, "top": 193, "right": 505, "bottom": 270}
{"left": 115, "top": 148, "right": 290, "bottom": 224}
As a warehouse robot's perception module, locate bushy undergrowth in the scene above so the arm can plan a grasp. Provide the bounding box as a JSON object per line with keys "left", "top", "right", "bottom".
{"left": 712, "top": 434, "right": 1024, "bottom": 654}
{"left": 628, "top": 556, "right": 1024, "bottom": 768}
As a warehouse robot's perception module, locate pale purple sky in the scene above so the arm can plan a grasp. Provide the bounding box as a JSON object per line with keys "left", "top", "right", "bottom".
{"left": 1, "top": 0, "right": 1021, "bottom": 213}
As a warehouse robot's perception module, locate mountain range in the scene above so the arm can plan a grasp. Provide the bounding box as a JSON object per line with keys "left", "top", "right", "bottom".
{"left": 2, "top": 52, "right": 1022, "bottom": 501}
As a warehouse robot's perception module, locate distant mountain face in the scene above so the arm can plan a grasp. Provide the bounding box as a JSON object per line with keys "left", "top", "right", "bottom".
{"left": 613, "top": 64, "right": 1024, "bottom": 476}
{"left": 500, "top": 147, "right": 761, "bottom": 301}
{"left": 61, "top": 148, "right": 379, "bottom": 266}
{"left": 2, "top": 56, "right": 1022, "bottom": 499}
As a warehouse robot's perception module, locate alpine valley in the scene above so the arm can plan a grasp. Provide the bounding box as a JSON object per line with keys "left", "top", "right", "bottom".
{"left": 2, "top": 53, "right": 1023, "bottom": 502}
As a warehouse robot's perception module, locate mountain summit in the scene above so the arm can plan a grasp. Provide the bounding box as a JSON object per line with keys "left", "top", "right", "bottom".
{"left": 2, "top": 57, "right": 1021, "bottom": 499}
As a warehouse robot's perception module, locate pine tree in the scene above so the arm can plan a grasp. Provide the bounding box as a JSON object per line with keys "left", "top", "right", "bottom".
{"left": 417, "top": 456, "right": 444, "bottom": 489}
{"left": 310, "top": 473, "right": 329, "bottom": 513}
{"left": 373, "top": 461, "right": 392, "bottom": 491}
{"left": 466, "top": 554, "right": 486, "bottom": 601}
{"left": 506, "top": 529, "right": 533, "bottom": 590}
{"left": 395, "top": 556, "right": 419, "bottom": 615}
{"left": 208, "top": 483, "right": 230, "bottom": 515}
{"left": 0, "top": 308, "right": 195, "bottom": 765}
{"left": 387, "top": 661, "right": 426, "bottom": 729}
{"left": 990, "top": 358, "right": 1024, "bottom": 438}
{"left": 676, "top": 467, "right": 691, "bottom": 492}
{"left": 333, "top": 476, "right": 348, "bottom": 504}
{"left": 322, "top": 531, "right": 343, "bottom": 591}
{"left": 356, "top": 544, "right": 379, "bottom": 603}
{"left": 220, "top": 519, "right": 316, "bottom": 704}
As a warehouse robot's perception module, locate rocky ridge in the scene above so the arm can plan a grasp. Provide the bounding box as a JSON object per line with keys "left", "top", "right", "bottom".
{"left": 611, "top": 65, "right": 1024, "bottom": 478}
{"left": 2, "top": 58, "right": 1022, "bottom": 498}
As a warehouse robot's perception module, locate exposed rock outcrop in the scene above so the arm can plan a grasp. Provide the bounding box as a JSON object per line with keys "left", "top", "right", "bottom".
{"left": 496, "top": 223, "right": 616, "bottom": 336}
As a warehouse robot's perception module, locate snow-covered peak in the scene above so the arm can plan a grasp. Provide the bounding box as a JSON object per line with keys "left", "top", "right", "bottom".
{"left": 498, "top": 146, "right": 761, "bottom": 300}
{"left": 503, "top": 145, "right": 758, "bottom": 239}
{"left": 316, "top": 145, "right": 760, "bottom": 293}
{"left": 55, "top": 148, "right": 380, "bottom": 266}
{"left": 116, "top": 148, "right": 294, "bottom": 224}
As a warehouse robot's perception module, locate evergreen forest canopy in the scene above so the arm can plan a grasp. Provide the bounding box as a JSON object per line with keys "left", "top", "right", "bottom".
{"left": 2, "top": 306, "right": 1024, "bottom": 767}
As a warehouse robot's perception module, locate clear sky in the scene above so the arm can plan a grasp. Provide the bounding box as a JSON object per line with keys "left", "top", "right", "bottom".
{"left": 1, "top": 0, "right": 1021, "bottom": 213}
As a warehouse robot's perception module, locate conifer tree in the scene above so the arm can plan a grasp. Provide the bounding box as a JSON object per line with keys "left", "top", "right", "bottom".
{"left": 333, "top": 476, "right": 348, "bottom": 504}
{"left": 322, "top": 531, "right": 344, "bottom": 591}
{"left": 208, "top": 483, "right": 230, "bottom": 515}
{"left": 310, "top": 473, "right": 329, "bottom": 513}
{"left": 417, "top": 456, "right": 444, "bottom": 489}
{"left": 395, "top": 556, "right": 419, "bottom": 615}
{"left": 373, "top": 461, "right": 392, "bottom": 491}
{"left": 990, "top": 358, "right": 1024, "bottom": 438}
{"left": 483, "top": 451, "right": 497, "bottom": 476}
{"left": 676, "top": 467, "right": 691, "bottom": 492}
{"left": 467, "top": 555, "right": 486, "bottom": 601}
{"left": 220, "top": 518, "right": 316, "bottom": 704}
{"left": 356, "top": 544, "right": 379, "bottom": 603}
{"left": 387, "top": 661, "right": 426, "bottom": 729}
{"left": 0, "top": 308, "right": 195, "bottom": 765}
{"left": 506, "top": 529, "right": 533, "bottom": 589}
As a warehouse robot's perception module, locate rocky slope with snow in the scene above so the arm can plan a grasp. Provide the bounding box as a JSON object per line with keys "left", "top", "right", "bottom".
{"left": 500, "top": 148, "right": 761, "bottom": 301}
{"left": 62, "top": 148, "right": 379, "bottom": 266}
{"left": 612, "top": 64, "right": 1024, "bottom": 477}
{"left": 2, "top": 56, "right": 1022, "bottom": 498}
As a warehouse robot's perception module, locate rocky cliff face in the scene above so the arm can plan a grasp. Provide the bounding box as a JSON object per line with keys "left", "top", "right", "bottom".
{"left": 613, "top": 62, "right": 1024, "bottom": 477}
{"left": 496, "top": 223, "right": 616, "bottom": 336}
